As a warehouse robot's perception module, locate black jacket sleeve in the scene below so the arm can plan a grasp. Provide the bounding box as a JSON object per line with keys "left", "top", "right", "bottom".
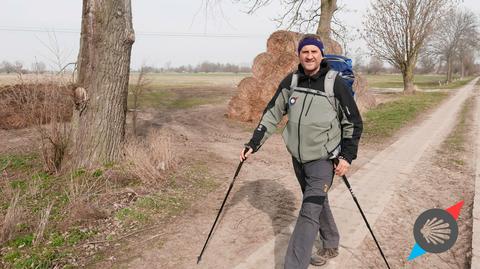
{"left": 333, "top": 76, "right": 363, "bottom": 163}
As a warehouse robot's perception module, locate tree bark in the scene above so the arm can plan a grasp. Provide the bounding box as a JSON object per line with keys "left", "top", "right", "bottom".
{"left": 402, "top": 60, "right": 417, "bottom": 94}
{"left": 69, "top": 0, "right": 135, "bottom": 169}
{"left": 316, "top": 0, "right": 337, "bottom": 42}
{"left": 446, "top": 55, "right": 453, "bottom": 83}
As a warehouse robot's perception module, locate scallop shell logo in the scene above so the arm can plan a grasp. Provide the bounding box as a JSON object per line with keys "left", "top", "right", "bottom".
{"left": 408, "top": 201, "right": 463, "bottom": 261}
{"left": 420, "top": 217, "right": 451, "bottom": 245}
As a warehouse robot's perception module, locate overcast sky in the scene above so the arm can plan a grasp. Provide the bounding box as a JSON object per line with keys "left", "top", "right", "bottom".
{"left": 0, "top": 0, "right": 478, "bottom": 70}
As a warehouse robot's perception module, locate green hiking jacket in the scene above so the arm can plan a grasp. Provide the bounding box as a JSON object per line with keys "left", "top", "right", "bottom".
{"left": 246, "top": 61, "right": 363, "bottom": 164}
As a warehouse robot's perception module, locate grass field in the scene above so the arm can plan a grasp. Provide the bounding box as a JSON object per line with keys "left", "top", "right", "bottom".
{"left": 0, "top": 72, "right": 249, "bottom": 87}
{"left": 366, "top": 73, "right": 474, "bottom": 89}
{"left": 1, "top": 72, "right": 475, "bottom": 90}
{"left": 130, "top": 72, "right": 249, "bottom": 89}
{"left": 127, "top": 72, "right": 248, "bottom": 110}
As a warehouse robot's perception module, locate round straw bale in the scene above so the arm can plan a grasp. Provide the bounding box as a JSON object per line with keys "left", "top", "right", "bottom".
{"left": 323, "top": 38, "right": 343, "bottom": 55}
{"left": 238, "top": 77, "right": 262, "bottom": 102}
{"left": 252, "top": 52, "right": 276, "bottom": 79}
{"left": 271, "top": 52, "right": 298, "bottom": 79}
{"left": 227, "top": 95, "right": 251, "bottom": 122}
{"left": 267, "top": 30, "right": 298, "bottom": 55}
{"left": 259, "top": 80, "right": 278, "bottom": 104}
{"left": 230, "top": 76, "right": 281, "bottom": 122}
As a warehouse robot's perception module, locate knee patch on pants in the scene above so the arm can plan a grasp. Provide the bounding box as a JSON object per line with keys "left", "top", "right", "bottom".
{"left": 303, "top": 195, "right": 326, "bottom": 205}
{"left": 299, "top": 196, "right": 326, "bottom": 224}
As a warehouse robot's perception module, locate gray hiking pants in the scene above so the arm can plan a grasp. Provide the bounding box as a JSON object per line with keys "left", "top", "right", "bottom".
{"left": 284, "top": 158, "right": 340, "bottom": 269}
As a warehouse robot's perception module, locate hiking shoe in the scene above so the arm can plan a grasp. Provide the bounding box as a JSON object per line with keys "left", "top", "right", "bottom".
{"left": 310, "top": 247, "right": 339, "bottom": 266}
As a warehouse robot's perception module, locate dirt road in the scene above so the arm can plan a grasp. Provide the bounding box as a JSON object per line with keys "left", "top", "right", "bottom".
{"left": 100, "top": 79, "right": 478, "bottom": 269}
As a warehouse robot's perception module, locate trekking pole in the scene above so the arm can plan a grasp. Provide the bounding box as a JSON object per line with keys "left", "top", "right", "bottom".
{"left": 334, "top": 159, "right": 391, "bottom": 269}
{"left": 197, "top": 148, "right": 249, "bottom": 264}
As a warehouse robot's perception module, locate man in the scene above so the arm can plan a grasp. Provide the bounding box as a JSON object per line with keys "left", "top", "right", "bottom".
{"left": 240, "top": 34, "right": 363, "bottom": 268}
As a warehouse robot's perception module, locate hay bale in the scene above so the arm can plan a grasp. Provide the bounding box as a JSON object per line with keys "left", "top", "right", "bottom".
{"left": 227, "top": 95, "right": 251, "bottom": 122}
{"left": 238, "top": 77, "right": 262, "bottom": 102}
{"left": 252, "top": 52, "right": 275, "bottom": 79}
{"left": 228, "top": 77, "right": 278, "bottom": 122}
{"left": 323, "top": 38, "right": 343, "bottom": 55}
{"left": 258, "top": 80, "right": 278, "bottom": 104}
{"left": 270, "top": 52, "right": 298, "bottom": 82}
{"left": 353, "top": 74, "right": 376, "bottom": 113}
{"left": 267, "top": 30, "right": 301, "bottom": 55}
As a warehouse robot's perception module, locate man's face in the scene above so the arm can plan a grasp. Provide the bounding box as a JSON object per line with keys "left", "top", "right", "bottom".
{"left": 299, "top": 45, "right": 323, "bottom": 74}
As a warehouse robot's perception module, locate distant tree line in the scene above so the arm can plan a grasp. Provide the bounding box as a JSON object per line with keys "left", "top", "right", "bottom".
{"left": 0, "top": 60, "right": 252, "bottom": 74}
{"left": 136, "top": 61, "right": 251, "bottom": 73}
{"left": 353, "top": 54, "right": 480, "bottom": 76}
{"left": 0, "top": 60, "right": 47, "bottom": 74}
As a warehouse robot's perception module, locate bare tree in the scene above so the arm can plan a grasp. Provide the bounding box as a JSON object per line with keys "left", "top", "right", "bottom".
{"left": 364, "top": 0, "right": 454, "bottom": 93}
{"left": 0, "top": 61, "right": 16, "bottom": 73}
{"left": 366, "top": 56, "right": 384, "bottom": 75}
{"left": 428, "top": 9, "right": 479, "bottom": 82}
{"left": 457, "top": 50, "right": 478, "bottom": 77}
{"left": 230, "top": 0, "right": 345, "bottom": 44}
{"left": 68, "top": 0, "right": 135, "bottom": 169}
{"left": 417, "top": 48, "right": 439, "bottom": 74}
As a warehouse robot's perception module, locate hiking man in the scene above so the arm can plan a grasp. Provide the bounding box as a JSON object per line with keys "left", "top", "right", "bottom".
{"left": 240, "top": 34, "right": 363, "bottom": 268}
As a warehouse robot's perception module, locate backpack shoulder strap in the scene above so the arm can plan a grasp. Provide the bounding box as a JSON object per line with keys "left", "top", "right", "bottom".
{"left": 290, "top": 73, "right": 298, "bottom": 90}
{"left": 324, "top": 70, "right": 338, "bottom": 108}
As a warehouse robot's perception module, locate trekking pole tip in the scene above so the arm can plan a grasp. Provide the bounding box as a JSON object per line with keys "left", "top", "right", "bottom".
{"left": 197, "top": 256, "right": 202, "bottom": 264}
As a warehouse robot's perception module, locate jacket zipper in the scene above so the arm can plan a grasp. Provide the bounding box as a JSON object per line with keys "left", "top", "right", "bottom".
{"left": 298, "top": 96, "right": 307, "bottom": 163}
{"left": 305, "top": 96, "right": 313, "bottom": 117}
{"left": 297, "top": 78, "right": 311, "bottom": 163}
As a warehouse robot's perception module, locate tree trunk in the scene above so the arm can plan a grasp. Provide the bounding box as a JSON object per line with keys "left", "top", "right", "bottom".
{"left": 316, "top": 0, "right": 337, "bottom": 42}
{"left": 460, "top": 57, "right": 465, "bottom": 79}
{"left": 402, "top": 63, "right": 416, "bottom": 94}
{"left": 316, "top": 0, "right": 343, "bottom": 55}
{"left": 446, "top": 55, "right": 453, "bottom": 83}
{"left": 69, "top": 0, "right": 135, "bottom": 169}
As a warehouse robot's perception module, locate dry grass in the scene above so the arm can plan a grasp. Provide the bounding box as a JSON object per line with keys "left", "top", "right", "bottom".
{"left": 33, "top": 202, "right": 53, "bottom": 246}
{"left": 0, "top": 75, "right": 74, "bottom": 173}
{"left": 66, "top": 171, "right": 105, "bottom": 203}
{"left": 124, "top": 129, "right": 175, "bottom": 185}
{"left": 1, "top": 191, "right": 21, "bottom": 243}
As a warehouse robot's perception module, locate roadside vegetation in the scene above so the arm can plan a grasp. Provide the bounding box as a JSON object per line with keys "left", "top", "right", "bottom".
{"left": 366, "top": 74, "right": 474, "bottom": 89}
{"left": 361, "top": 91, "right": 449, "bottom": 144}
{"left": 436, "top": 84, "right": 477, "bottom": 168}
{"left": 0, "top": 147, "right": 219, "bottom": 268}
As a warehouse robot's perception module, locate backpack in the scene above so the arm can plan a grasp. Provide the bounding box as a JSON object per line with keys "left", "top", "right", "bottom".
{"left": 324, "top": 54, "right": 355, "bottom": 97}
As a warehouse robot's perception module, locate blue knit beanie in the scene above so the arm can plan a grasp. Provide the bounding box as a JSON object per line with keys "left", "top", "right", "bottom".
{"left": 298, "top": 37, "right": 325, "bottom": 55}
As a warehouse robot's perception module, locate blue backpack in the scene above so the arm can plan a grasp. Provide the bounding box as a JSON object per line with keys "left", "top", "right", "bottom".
{"left": 324, "top": 54, "right": 355, "bottom": 96}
